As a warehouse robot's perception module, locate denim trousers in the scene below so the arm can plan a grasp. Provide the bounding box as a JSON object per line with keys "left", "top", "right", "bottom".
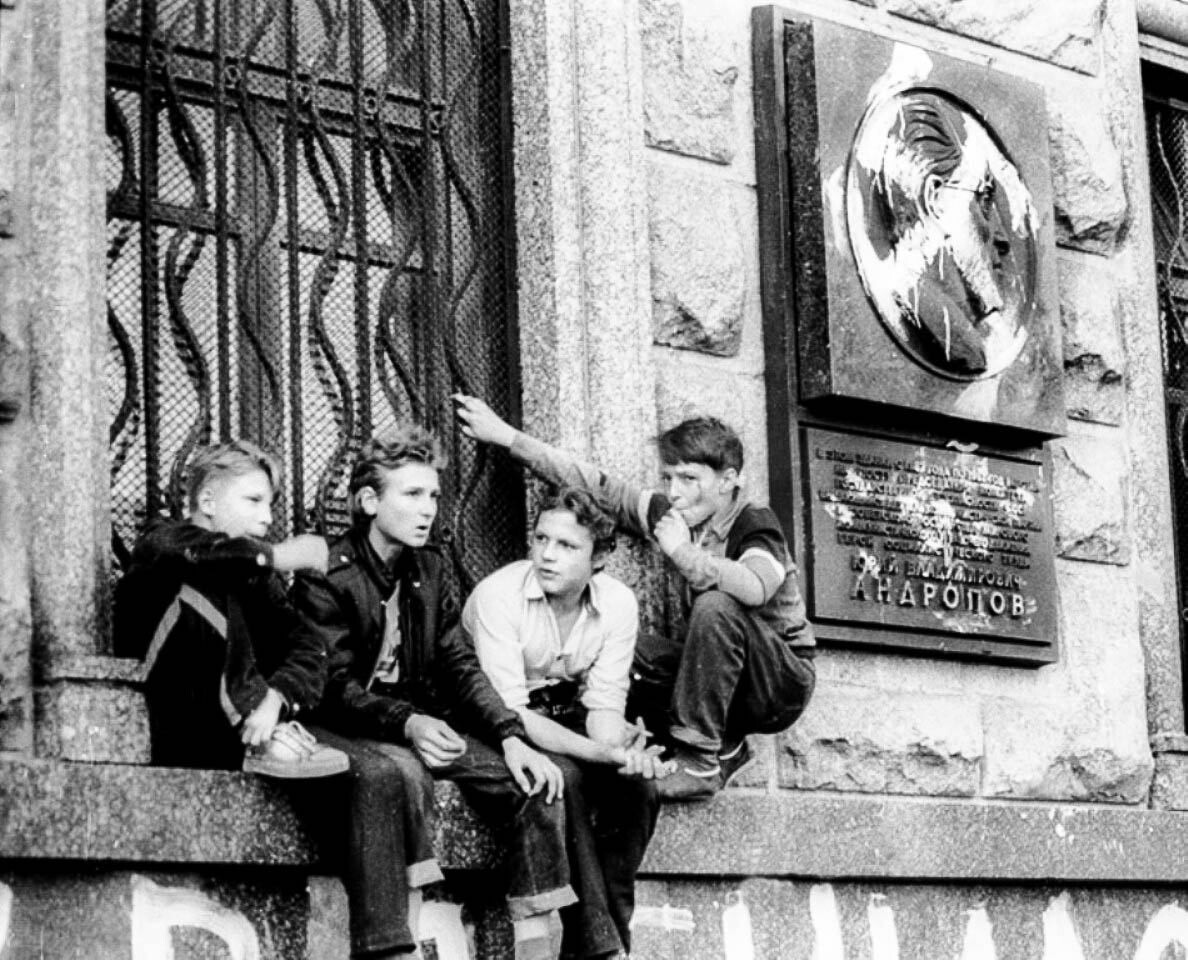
{"left": 628, "top": 589, "right": 817, "bottom": 754}
{"left": 547, "top": 754, "right": 659, "bottom": 959}
{"left": 298, "top": 728, "right": 577, "bottom": 958}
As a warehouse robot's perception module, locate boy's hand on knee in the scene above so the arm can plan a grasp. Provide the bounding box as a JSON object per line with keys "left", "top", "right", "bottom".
{"left": 241, "top": 688, "right": 286, "bottom": 746}
{"left": 271, "top": 534, "right": 329, "bottom": 574}
{"left": 502, "top": 736, "right": 564, "bottom": 803}
{"left": 452, "top": 394, "right": 517, "bottom": 448}
{"left": 405, "top": 713, "right": 467, "bottom": 767}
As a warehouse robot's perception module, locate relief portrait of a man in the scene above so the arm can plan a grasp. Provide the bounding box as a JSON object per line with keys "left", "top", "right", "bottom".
{"left": 846, "top": 89, "right": 1039, "bottom": 380}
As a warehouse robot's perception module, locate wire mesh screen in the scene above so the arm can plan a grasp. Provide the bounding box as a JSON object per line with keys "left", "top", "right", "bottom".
{"left": 105, "top": 0, "right": 524, "bottom": 595}
{"left": 1148, "top": 79, "right": 1188, "bottom": 716}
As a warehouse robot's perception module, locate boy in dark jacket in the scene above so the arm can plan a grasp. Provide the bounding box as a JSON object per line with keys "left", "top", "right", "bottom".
{"left": 114, "top": 439, "right": 346, "bottom": 777}
{"left": 292, "top": 426, "right": 576, "bottom": 960}
{"left": 455, "top": 395, "right": 817, "bottom": 801}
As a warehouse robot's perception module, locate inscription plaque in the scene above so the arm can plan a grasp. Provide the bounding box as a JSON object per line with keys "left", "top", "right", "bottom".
{"left": 805, "top": 427, "right": 1056, "bottom": 655}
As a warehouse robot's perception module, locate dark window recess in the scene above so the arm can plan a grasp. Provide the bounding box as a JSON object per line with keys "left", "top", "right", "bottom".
{"left": 1146, "top": 63, "right": 1188, "bottom": 718}
{"left": 105, "top": 0, "right": 524, "bottom": 596}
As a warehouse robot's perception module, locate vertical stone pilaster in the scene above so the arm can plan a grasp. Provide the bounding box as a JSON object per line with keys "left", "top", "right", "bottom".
{"left": 22, "top": 0, "right": 110, "bottom": 669}
{"left": 0, "top": 0, "right": 34, "bottom": 754}
{"left": 507, "top": 0, "right": 663, "bottom": 609}
{"left": 1109, "top": 0, "right": 1188, "bottom": 802}
{"left": 508, "top": 0, "right": 657, "bottom": 477}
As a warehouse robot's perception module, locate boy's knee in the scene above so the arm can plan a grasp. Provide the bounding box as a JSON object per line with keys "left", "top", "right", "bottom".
{"left": 355, "top": 748, "right": 431, "bottom": 801}
{"left": 688, "top": 589, "right": 744, "bottom": 624}
{"left": 553, "top": 756, "right": 585, "bottom": 793}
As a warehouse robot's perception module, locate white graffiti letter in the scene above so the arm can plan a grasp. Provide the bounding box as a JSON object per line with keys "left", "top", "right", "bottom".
{"left": 959, "top": 906, "right": 998, "bottom": 960}
{"left": 419, "top": 900, "right": 472, "bottom": 960}
{"left": 0, "top": 881, "right": 12, "bottom": 949}
{"left": 868, "top": 893, "right": 900, "bottom": 960}
{"left": 810, "top": 883, "right": 845, "bottom": 960}
{"left": 722, "top": 891, "right": 755, "bottom": 960}
{"left": 1041, "top": 892, "right": 1086, "bottom": 960}
{"left": 131, "top": 875, "right": 260, "bottom": 960}
{"left": 1135, "top": 904, "right": 1188, "bottom": 960}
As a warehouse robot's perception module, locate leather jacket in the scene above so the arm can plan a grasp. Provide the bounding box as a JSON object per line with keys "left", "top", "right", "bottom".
{"left": 292, "top": 528, "right": 526, "bottom": 747}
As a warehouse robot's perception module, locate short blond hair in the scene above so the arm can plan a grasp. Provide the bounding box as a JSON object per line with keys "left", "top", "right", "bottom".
{"left": 186, "top": 440, "right": 282, "bottom": 512}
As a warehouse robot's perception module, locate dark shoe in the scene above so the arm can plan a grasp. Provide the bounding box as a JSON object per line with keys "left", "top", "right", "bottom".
{"left": 719, "top": 739, "right": 755, "bottom": 787}
{"left": 656, "top": 748, "right": 722, "bottom": 801}
{"left": 243, "top": 722, "right": 350, "bottom": 779}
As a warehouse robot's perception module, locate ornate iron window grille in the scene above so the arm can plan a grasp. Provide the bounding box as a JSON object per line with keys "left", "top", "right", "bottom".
{"left": 105, "top": 0, "right": 524, "bottom": 595}
{"left": 1147, "top": 66, "right": 1188, "bottom": 716}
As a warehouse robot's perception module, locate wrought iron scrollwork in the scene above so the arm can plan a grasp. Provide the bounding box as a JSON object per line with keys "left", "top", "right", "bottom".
{"left": 105, "top": 0, "right": 523, "bottom": 593}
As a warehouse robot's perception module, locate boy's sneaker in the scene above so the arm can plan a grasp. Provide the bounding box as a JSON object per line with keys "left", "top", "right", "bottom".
{"left": 719, "top": 739, "right": 755, "bottom": 787}
{"left": 656, "top": 748, "right": 722, "bottom": 802}
{"left": 242, "top": 722, "right": 349, "bottom": 779}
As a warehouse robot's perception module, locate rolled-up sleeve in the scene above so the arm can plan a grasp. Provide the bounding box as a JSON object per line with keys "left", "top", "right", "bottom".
{"left": 463, "top": 582, "right": 531, "bottom": 711}
{"left": 580, "top": 586, "right": 638, "bottom": 714}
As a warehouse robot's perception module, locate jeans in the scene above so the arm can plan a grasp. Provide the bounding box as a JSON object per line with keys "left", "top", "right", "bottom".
{"left": 433, "top": 738, "right": 577, "bottom": 921}
{"left": 549, "top": 755, "right": 659, "bottom": 959}
{"left": 298, "top": 729, "right": 578, "bottom": 957}
{"left": 296, "top": 727, "right": 443, "bottom": 957}
{"left": 628, "top": 589, "right": 817, "bottom": 754}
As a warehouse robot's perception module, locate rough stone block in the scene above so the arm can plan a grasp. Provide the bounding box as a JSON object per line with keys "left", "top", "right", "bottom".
{"left": 981, "top": 700, "right": 1152, "bottom": 803}
{"left": 1150, "top": 749, "right": 1188, "bottom": 811}
{"left": 982, "top": 558, "right": 1151, "bottom": 802}
{"left": 1048, "top": 85, "right": 1129, "bottom": 255}
{"left": 0, "top": 604, "right": 31, "bottom": 754}
{"left": 1058, "top": 255, "right": 1125, "bottom": 424}
{"left": 880, "top": 0, "right": 1105, "bottom": 74}
{"left": 655, "top": 354, "right": 769, "bottom": 505}
{"left": 649, "top": 164, "right": 746, "bottom": 357}
{"left": 33, "top": 681, "right": 150, "bottom": 764}
{"left": 778, "top": 685, "right": 983, "bottom": 796}
{"left": 641, "top": 0, "right": 740, "bottom": 164}
{"left": 1050, "top": 436, "right": 1129, "bottom": 564}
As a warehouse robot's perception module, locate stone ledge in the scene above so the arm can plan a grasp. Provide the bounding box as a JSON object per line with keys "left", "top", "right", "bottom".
{"left": 0, "top": 759, "right": 501, "bottom": 869}
{"left": 9, "top": 761, "right": 1188, "bottom": 886}
{"left": 644, "top": 791, "right": 1188, "bottom": 883}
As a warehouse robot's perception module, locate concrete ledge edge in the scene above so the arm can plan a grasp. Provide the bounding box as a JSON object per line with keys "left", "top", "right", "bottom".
{"left": 8, "top": 760, "right": 1188, "bottom": 885}
{"left": 643, "top": 790, "right": 1188, "bottom": 883}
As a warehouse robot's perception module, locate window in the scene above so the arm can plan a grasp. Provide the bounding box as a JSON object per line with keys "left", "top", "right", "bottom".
{"left": 105, "top": 0, "right": 524, "bottom": 593}
{"left": 1145, "top": 61, "right": 1188, "bottom": 705}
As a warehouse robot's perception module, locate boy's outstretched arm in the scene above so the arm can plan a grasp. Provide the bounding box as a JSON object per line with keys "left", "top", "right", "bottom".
{"left": 453, "top": 393, "right": 653, "bottom": 539}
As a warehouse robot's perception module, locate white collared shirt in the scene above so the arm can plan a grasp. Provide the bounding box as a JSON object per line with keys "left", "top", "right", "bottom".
{"left": 462, "top": 559, "right": 638, "bottom": 714}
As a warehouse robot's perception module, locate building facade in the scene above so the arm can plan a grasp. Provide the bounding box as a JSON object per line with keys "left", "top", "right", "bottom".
{"left": 4, "top": 0, "right": 1188, "bottom": 956}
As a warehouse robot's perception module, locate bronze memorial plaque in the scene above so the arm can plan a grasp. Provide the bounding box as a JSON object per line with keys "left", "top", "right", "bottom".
{"left": 777, "top": 16, "right": 1066, "bottom": 437}
{"left": 805, "top": 427, "right": 1056, "bottom": 654}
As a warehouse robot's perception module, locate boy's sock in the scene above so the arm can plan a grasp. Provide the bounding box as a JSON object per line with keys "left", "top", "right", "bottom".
{"left": 513, "top": 909, "right": 563, "bottom": 960}
{"left": 407, "top": 888, "right": 424, "bottom": 946}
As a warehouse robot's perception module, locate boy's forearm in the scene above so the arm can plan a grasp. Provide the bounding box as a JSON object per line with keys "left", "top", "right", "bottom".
{"left": 509, "top": 431, "right": 652, "bottom": 539}
{"left": 667, "top": 543, "right": 774, "bottom": 606}
{"left": 519, "top": 708, "right": 617, "bottom": 764}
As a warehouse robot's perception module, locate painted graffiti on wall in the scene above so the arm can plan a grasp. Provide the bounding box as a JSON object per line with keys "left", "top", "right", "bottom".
{"left": 635, "top": 883, "right": 1188, "bottom": 960}
{"left": 0, "top": 881, "right": 11, "bottom": 951}
{"left": 130, "top": 876, "right": 260, "bottom": 960}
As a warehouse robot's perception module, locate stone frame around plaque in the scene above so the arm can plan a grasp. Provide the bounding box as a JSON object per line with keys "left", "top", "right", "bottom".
{"left": 761, "top": 8, "right": 1066, "bottom": 439}
{"left": 753, "top": 6, "right": 1060, "bottom": 665}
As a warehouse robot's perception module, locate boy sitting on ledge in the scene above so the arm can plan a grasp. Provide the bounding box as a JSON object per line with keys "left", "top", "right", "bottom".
{"left": 113, "top": 439, "right": 346, "bottom": 778}
{"left": 464, "top": 486, "right": 670, "bottom": 959}
{"left": 292, "top": 426, "right": 577, "bottom": 960}
{"left": 455, "top": 395, "right": 817, "bottom": 801}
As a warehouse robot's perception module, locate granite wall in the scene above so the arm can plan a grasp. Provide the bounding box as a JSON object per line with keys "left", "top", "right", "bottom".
{"left": 535, "top": 0, "right": 1172, "bottom": 807}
